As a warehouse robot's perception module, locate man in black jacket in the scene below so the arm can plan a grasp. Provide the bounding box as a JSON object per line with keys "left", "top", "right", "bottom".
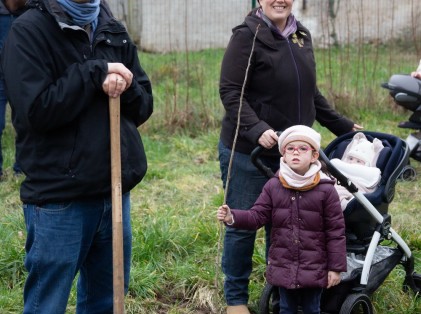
{"left": 0, "top": 0, "right": 153, "bottom": 312}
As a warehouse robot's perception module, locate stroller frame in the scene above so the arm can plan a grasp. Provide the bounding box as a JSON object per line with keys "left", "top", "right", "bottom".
{"left": 252, "top": 131, "right": 421, "bottom": 314}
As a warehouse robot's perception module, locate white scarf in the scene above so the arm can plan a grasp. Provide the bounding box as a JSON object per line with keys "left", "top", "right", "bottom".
{"left": 279, "top": 158, "right": 326, "bottom": 188}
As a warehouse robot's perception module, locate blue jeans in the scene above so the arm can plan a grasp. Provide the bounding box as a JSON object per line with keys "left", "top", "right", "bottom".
{"left": 23, "top": 193, "right": 132, "bottom": 314}
{"left": 218, "top": 141, "right": 279, "bottom": 305}
{"left": 0, "top": 14, "right": 17, "bottom": 175}
{"left": 278, "top": 287, "right": 323, "bottom": 314}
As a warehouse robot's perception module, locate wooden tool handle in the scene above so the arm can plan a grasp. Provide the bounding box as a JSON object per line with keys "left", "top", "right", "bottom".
{"left": 109, "top": 96, "right": 125, "bottom": 313}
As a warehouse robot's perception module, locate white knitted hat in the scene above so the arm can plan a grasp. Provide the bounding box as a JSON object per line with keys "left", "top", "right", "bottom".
{"left": 342, "top": 132, "right": 384, "bottom": 167}
{"left": 278, "top": 125, "right": 321, "bottom": 154}
{"left": 346, "top": 141, "right": 376, "bottom": 166}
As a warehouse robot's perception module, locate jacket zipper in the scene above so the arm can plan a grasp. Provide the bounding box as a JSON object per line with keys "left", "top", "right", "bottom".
{"left": 286, "top": 37, "right": 302, "bottom": 124}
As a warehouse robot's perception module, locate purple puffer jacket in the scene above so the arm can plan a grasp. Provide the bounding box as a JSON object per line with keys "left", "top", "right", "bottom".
{"left": 230, "top": 174, "right": 346, "bottom": 289}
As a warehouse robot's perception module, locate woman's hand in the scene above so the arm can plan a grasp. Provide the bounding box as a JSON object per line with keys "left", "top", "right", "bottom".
{"left": 258, "top": 129, "right": 279, "bottom": 149}
{"left": 352, "top": 124, "right": 363, "bottom": 132}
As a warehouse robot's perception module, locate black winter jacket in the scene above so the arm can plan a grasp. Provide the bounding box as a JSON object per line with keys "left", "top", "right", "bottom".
{"left": 0, "top": 0, "right": 153, "bottom": 204}
{"left": 219, "top": 10, "right": 354, "bottom": 155}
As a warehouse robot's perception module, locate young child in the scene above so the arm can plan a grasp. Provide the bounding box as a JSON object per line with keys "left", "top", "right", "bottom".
{"left": 330, "top": 132, "right": 384, "bottom": 210}
{"left": 217, "top": 125, "right": 346, "bottom": 314}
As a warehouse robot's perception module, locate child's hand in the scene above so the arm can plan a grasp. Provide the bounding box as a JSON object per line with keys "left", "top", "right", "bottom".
{"left": 327, "top": 271, "right": 341, "bottom": 288}
{"left": 217, "top": 204, "right": 234, "bottom": 224}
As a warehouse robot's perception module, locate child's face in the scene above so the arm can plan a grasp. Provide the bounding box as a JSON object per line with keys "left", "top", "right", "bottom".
{"left": 345, "top": 155, "right": 366, "bottom": 165}
{"left": 282, "top": 140, "right": 318, "bottom": 175}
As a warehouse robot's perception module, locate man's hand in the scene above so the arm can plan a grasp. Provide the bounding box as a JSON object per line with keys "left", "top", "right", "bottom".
{"left": 103, "top": 63, "right": 133, "bottom": 98}
{"left": 4, "top": 0, "right": 27, "bottom": 12}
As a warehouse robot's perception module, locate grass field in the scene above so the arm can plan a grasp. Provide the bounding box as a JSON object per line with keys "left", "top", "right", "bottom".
{"left": 1, "top": 122, "right": 421, "bottom": 313}
{"left": 1, "top": 45, "right": 421, "bottom": 313}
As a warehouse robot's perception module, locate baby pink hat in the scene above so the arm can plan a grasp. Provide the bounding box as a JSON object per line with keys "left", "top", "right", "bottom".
{"left": 278, "top": 125, "right": 321, "bottom": 154}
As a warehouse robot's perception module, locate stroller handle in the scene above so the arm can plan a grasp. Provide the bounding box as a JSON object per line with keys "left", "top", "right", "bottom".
{"left": 250, "top": 143, "right": 359, "bottom": 194}
{"left": 319, "top": 150, "right": 359, "bottom": 193}
{"left": 250, "top": 145, "right": 277, "bottom": 178}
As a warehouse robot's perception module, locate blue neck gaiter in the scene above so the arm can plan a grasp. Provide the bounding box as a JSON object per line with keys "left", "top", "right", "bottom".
{"left": 56, "top": 0, "right": 100, "bottom": 32}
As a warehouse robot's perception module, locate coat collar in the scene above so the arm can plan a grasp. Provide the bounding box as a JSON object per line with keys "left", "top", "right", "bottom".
{"left": 241, "top": 10, "right": 308, "bottom": 50}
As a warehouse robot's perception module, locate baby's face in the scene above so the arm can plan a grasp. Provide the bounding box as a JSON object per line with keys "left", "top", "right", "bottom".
{"left": 346, "top": 155, "right": 366, "bottom": 165}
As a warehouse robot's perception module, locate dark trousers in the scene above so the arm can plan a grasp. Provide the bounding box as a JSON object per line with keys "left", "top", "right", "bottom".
{"left": 278, "top": 287, "right": 323, "bottom": 314}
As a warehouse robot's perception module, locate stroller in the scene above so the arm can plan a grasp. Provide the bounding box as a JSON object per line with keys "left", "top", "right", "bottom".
{"left": 252, "top": 131, "right": 421, "bottom": 314}
{"left": 382, "top": 74, "right": 421, "bottom": 179}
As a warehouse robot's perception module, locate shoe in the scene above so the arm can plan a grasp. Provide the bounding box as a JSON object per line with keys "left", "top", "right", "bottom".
{"left": 227, "top": 305, "right": 250, "bottom": 314}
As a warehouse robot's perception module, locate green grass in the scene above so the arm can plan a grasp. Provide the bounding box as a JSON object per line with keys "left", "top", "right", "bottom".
{"left": 139, "top": 49, "right": 224, "bottom": 134}
{"left": 1, "top": 45, "right": 421, "bottom": 313}
{"left": 2, "top": 123, "right": 421, "bottom": 313}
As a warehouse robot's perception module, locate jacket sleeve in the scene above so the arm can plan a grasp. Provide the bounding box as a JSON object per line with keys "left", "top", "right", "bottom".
{"left": 314, "top": 87, "right": 354, "bottom": 136}
{"left": 323, "top": 186, "right": 347, "bottom": 272}
{"left": 230, "top": 181, "right": 274, "bottom": 229}
{"left": 219, "top": 29, "right": 271, "bottom": 145}
{"left": 119, "top": 41, "right": 153, "bottom": 128}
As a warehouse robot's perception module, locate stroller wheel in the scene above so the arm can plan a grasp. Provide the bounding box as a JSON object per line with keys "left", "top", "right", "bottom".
{"left": 399, "top": 165, "right": 417, "bottom": 181}
{"left": 258, "top": 283, "right": 280, "bottom": 314}
{"left": 339, "top": 293, "right": 373, "bottom": 314}
{"left": 413, "top": 273, "right": 421, "bottom": 293}
{"left": 403, "top": 272, "right": 421, "bottom": 294}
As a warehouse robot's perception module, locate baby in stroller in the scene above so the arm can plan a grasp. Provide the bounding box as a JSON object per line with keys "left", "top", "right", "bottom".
{"left": 329, "top": 132, "right": 383, "bottom": 210}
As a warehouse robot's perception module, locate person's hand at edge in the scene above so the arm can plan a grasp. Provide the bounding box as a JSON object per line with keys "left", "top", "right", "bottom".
{"left": 410, "top": 71, "right": 421, "bottom": 79}
{"left": 352, "top": 124, "right": 363, "bottom": 132}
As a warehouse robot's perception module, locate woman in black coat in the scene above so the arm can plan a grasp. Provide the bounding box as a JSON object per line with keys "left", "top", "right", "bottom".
{"left": 218, "top": 1, "right": 360, "bottom": 313}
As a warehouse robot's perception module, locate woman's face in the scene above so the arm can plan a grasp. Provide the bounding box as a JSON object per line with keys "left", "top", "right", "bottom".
{"left": 259, "top": 0, "right": 294, "bottom": 30}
